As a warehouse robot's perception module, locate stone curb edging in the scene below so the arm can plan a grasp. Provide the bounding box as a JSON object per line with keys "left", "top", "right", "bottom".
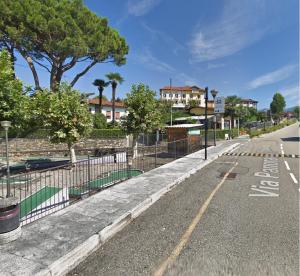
{"left": 39, "top": 143, "right": 240, "bottom": 276}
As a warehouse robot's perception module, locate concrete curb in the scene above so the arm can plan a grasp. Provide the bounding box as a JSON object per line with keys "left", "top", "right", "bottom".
{"left": 41, "top": 143, "right": 240, "bottom": 276}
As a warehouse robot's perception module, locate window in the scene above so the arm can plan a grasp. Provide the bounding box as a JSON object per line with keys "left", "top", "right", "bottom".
{"left": 182, "top": 94, "right": 186, "bottom": 98}
{"left": 115, "top": 112, "right": 120, "bottom": 119}
{"left": 106, "top": 110, "right": 111, "bottom": 119}
{"left": 197, "top": 95, "right": 200, "bottom": 99}
{"left": 163, "top": 93, "right": 167, "bottom": 97}
{"left": 175, "top": 94, "right": 178, "bottom": 98}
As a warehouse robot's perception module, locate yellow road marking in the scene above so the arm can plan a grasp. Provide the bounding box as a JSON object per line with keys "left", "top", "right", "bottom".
{"left": 153, "top": 162, "right": 239, "bottom": 276}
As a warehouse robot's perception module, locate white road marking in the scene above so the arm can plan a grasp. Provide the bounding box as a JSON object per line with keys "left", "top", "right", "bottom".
{"left": 290, "top": 173, "right": 298, "bottom": 184}
{"left": 281, "top": 149, "right": 284, "bottom": 155}
{"left": 284, "top": 161, "right": 290, "bottom": 171}
{"left": 280, "top": 144, "right": 283, "bottom": 149}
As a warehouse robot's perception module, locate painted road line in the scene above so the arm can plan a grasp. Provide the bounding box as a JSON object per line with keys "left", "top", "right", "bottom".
{"left": 290, "top": 173, "right": 298, "bottom": 184}
{"left": 154, "top": 162, "right": 239, "bottom": 276}
{"left": 284, "top": 161, "right": 290, "bottom": 171}
{"left": 280, "top": 144, "right": 283, "bottom": 149}
{"left": 281, "top": 150, "right": 284, "bottom": 155}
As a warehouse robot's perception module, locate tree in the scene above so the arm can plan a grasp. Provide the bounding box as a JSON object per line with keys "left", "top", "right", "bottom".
{"left": 106, "top": 72, "right": 124, "bottom": 124}
{"left": 31, "top": 84, "right": 92, "bottom": 163}
{"left": 121, "top": 83, "right": 162, "bottom": 157}
{"left": 270, "top": 92, "right": 286, "bottom": 119}
{"left": 0, "top": 0, "right": 129, "bottom": 91}
{"left": 93, "top": 79, "right": 109, "bottom": 113}
{"left": 293, "top": 106, "right": 300, "bottom": 119}
{"left": 0, "top": 49, "right": 30, "bottom": 133}
{"left": 188, "top": 99, "right": 199, "bottom": 108}
{"left": 93, "top": 112, "right": 107, "bottom": 129}
{"left": 224, "top": 95, "right": 241, "bottom": 127}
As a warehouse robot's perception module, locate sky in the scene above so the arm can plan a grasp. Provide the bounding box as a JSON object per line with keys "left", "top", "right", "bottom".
{"left": 14, "top": 0, "right": 299, "bottom": 109}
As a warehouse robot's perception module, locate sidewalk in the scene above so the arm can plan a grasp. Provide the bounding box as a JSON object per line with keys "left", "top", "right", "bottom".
{"left": 0, "top": 141, "right": 239, "bottom": 276}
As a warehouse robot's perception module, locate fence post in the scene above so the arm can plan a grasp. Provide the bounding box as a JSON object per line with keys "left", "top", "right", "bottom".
{"left": 87, "top": 155, "right": 91, "bottom": 193}
{"left": 155, "top": 142, "right": 157, "bottom": 168}
{"left": 174, "top": 139, "right": 176, "bottom": 160}
{"left": 142, "top": 144, "right": 145, "bottom": 171}
{"left": 126, "top": 150, "right": 131, "bottom": 178}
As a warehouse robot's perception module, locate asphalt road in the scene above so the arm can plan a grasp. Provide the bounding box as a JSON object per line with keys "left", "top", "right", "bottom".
{"left": 70, "top": 123, "right": 299, "bottom": 276}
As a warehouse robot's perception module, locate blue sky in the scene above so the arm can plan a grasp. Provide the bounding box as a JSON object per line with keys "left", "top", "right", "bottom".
{"left": 15, "top": 0, "right": 299, "bottom": 109}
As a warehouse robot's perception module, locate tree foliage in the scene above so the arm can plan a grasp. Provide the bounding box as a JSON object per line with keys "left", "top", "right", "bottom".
{"left": 293, "top": 106, "right": 300, "bottom": 119}
{"left": 31, "top": 84, "right": 93, "bottom": 162}
{"left": 270, "top": 92, "right": 286, "bottom": 116}
{"left": 0, "top": 0, "right": 129, "bottom": 91}
{"left": 122, "top": 83, "right": 162, "bottom": 137}
{"left": 93, "top": 112, "right": 107, "bottom": 129}
{"left": 106, "top": 72, "right": 124, "bottom": 124}
{"left": 93, "top": 79, "right": 109, "bottom": 112}
{"left": 0, "top": 49, "right": 30, "bottom": 132}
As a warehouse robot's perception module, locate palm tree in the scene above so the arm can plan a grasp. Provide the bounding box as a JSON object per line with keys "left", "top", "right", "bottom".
{"left": 106, "top": 72, "right": 124, "bottom": 124}
{"left": 225, "top": 95, "right": 241, "bottom": 127}
{"left": 93, "top": 79, "right": 109, "bottom": 113}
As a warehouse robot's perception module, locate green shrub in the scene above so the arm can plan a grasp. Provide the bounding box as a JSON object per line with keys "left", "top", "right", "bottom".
{"left": 93, "top": 113, "right": 107, "bottom": 129}
{"left": 207, "top": 129, "right": 239, "bottom": 140}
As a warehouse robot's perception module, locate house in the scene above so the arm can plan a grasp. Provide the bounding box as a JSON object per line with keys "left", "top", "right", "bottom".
{"left": 236, "top": 99, "right": 258, "bottom": 109}
{"left": 88, "top": 98, "right": 127, "bottom": 122}
{"left": 160, "top": 86, "right": 206, "bottom": 108}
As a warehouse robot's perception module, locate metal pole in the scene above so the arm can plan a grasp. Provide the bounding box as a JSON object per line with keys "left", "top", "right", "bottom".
{"left": 5, "top": 129, "right": 10, "bottom": 198}
{"left": 213, "top": 115, "right": 217, "bottom": 146}
{"left": 204, "top": 87, "right": 208, "bottom": 160}
{"left": 170, "top": 78, "right": 173, "bottom": 126}
{"left": 87, "top": 155, "right": 91, "bottom": 193}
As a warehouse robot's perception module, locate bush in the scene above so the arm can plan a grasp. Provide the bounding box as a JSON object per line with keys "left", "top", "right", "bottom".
{"left": 93, "top": 113, "right": 107, "bottom": 129}
{"left": 207, "top": 129, "right": 239, "bottom": 140}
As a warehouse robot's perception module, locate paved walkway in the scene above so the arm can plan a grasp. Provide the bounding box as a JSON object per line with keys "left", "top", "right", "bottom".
{"left": 0, "top": 141, "right": 239, "bottom": 276}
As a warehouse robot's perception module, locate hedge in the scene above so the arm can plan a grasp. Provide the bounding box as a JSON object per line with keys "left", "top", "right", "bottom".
{"left": 207, "top": 129, "right": 239, "bottom": 140}
{"left": 248, "top": 119, "right": 297, "bottom": 138}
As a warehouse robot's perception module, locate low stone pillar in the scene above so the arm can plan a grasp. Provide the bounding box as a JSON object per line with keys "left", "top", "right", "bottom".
{"left": 0, "top": 197, "right": 21, "bottom": 245}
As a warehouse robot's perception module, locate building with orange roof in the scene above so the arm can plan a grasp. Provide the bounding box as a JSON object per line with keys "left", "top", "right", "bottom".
{"left": 87, "top": 98, "right": 127, "bottom": 122}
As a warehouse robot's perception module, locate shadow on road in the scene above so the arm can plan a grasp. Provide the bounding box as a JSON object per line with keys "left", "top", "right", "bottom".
{"left": 281, "top": 137, "right": 300, "bottom": 142}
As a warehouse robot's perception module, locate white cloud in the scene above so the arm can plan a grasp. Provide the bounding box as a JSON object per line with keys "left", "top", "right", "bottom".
{"left": 134, "top": 48, "right": 174, "bottom": 73}
{"left": 189, "top": 0, "right": 268, "bottom": 62}
{"left": 127, "top": 0, "right": 162, "bottom": 16}
{"left": 248, "top": 64, "right": 297, "bottom": 89}
{"left": 207, "top": 63, "right": 225, "bottom": 70}
{"left": 134, "top": 49, "right": 199, "bottom": 85}
{"left": 280, "top": 84, "right": 299, "bottom": 103}
{"left": 141, "top": 23, "right": 185, "bottom": 55}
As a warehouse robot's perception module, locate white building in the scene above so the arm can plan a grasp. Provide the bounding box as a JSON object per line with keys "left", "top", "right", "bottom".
{"left": 236, "top": 99, "right": 258, "bottom": 109}
{"left": 88, "top": 99, "right": 127, "bottom": 122}
{"left": 160, "top": 86, "right": 205, "bottom": 108}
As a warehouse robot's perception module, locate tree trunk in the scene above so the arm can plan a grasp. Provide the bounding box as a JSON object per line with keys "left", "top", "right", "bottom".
{"left": 19, "top": 52, "right": 41, "bottom": 91}
{"left": 50, "top": 65, "right": 63, "bottom": 92}
{"left": 112, "top": 83, "right": 116, "bottom": 124}
{"left": 132, "top": 135, "right": 138, "bottom": 159}
{"left": 99, "top": 87, "right": 103, "bottom": 113}
{"left": 6, "top": 45, "right": 15, "bottom": 79}
{"left": 68, "top": 143, "right": 77, "bottom": 164}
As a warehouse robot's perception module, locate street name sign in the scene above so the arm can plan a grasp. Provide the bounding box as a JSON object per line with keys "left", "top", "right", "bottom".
{"left": 214, "top": 97, "right": 225, "bottom": 113}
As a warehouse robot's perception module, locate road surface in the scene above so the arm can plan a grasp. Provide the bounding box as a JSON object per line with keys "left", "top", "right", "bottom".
{"left": 70, "top": 123, "right": 299, "bottom": 276}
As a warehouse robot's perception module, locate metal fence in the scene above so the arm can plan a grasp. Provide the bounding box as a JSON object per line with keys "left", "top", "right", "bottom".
{"left": 0, "top": 136, "right": 210, "bottom": 225}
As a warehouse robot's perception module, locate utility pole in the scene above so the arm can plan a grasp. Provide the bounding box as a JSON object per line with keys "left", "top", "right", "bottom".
{"left": 170, "top": 78, "right": 173, "bottom": 126}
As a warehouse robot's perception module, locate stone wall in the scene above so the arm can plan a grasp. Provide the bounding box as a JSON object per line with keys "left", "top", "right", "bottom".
{"left": 0, "top": 137, "right": 128, "bottom": 158}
